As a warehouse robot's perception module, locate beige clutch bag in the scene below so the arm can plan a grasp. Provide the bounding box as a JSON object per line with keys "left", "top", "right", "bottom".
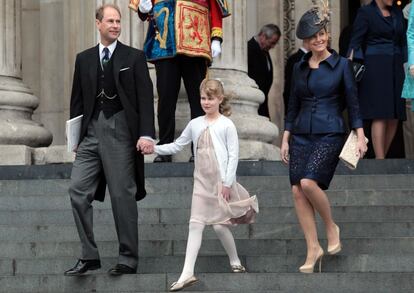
{"left": 339, "top": 130, "right": 368, "bottom": 170}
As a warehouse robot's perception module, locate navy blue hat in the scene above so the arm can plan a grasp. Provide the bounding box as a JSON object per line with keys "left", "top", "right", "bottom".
{"left": 296, "top": 8, "right": 329, "bottom": 40}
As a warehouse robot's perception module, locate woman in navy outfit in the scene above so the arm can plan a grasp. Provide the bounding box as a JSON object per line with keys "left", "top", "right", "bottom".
{"left": 280, "top": 4, "right": 368, "bottom": 273}
{"left": 348, "top": 0, "right": 407, "bottom": 159}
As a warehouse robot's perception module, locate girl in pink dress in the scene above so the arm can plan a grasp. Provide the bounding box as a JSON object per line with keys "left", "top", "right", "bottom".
{"left": 154, "top": 79, "right": 259, "bottom": 292}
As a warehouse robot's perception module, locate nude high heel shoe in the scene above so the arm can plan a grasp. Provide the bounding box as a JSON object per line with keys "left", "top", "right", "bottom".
{"left": 299, "top": 247, "right": 324, "bottom": 274}
{"left": 327, "top": 225, "right": 342, "bottom": 255}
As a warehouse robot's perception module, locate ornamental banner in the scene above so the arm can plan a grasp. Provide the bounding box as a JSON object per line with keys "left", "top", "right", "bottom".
{"left": 175, "top": 0, "right": 212, "bottom": 61}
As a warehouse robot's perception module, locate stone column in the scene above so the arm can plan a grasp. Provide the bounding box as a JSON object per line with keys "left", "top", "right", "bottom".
{"left": 0, "top": 0, "right": 52, "bottom": 147}
{"left": 191, "top": 0, "right": 279, "bottom": 160}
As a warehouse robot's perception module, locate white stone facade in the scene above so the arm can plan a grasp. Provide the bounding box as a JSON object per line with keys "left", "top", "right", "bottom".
{"left": 0, "top": 0, "right": 412, "bottom": 164}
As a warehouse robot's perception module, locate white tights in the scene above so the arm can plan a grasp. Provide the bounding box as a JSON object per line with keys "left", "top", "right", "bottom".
{"left": 177, "top": 222, "right": 241, "bottom": 283}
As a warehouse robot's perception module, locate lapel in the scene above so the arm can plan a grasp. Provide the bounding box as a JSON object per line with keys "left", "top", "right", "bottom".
{"left": 266, "top": 51, "right": 272, "bottom": 73}
{"left": 298, "top": 52, "right": 312, "bottom": 97}
{"left": 371, "top": 1, "right": 393, "bottom": 26}
{"left": 251, "top": 38, "right": 264, "bottom": 59}
{"left": 112, "top": 41, "right": 130, "bottom": 88}
{"left": 390, "top": 6, "right": 399, "bottom": 37}
{"left": 88, "top": 45, "right": 99, "bottom": 100}
{"left": 251, "top": 38, "right": 271, "bottom": 72}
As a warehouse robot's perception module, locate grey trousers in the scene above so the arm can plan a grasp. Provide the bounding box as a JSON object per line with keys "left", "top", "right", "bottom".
{"left": 69, "top": 110, "right": 138, "bottom": 268}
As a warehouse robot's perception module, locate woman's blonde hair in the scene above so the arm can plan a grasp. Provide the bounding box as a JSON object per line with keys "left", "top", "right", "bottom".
{"left": 200, "top": 79, "right": 232, "bottom": 116}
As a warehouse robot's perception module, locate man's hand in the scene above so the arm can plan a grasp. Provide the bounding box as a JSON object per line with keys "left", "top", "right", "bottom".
{"left": 211, "top": 40, "right": 222, "bottom": 58}
{"left": 139, "top": 0, "right": 153, "bottom": 13}
{"left": 137, "top": 138, "right": 154, "bottom": 155}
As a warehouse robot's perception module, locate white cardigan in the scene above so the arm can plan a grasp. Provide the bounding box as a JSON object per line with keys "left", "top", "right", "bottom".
{"left": 154, "top": 115, "right": 239, "bottom": 187}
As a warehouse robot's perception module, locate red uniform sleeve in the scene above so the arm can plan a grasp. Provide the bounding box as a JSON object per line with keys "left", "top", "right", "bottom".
{"left": 209, "top": 0, "right": 223, "bottom": 41}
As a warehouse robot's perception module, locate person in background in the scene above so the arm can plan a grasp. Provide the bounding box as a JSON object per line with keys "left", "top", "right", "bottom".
{"left": 130, "top": 0, "right": 230, "bottom": 163}
{"left": 348, "top": 0, "right": 407, "bottom": 159}
{"left": 283, "top": 40, "right": 310, "bottom": 114}
{"left": 280, "top": 3, "right": 367, "bottom": 274}
{"left": 338, "top": 0, "right": 372, "bottom": 57}
{"left": 402, "top": 1, "right": 414, "bottom": 111}
{"left": 248, "top": 24, "right": 281, "bottom": 118}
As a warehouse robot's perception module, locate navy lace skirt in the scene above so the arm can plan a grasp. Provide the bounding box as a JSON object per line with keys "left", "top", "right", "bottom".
{"left": 289, "top": 133, "right": 345, "bottom": 190}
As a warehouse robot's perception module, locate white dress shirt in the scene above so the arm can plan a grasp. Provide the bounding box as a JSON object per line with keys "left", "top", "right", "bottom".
{"left": 99, "top": 40, "right": 117, "bottom": 67}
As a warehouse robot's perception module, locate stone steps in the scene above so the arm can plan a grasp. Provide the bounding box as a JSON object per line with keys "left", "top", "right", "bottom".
{"left": 2, "top": 188, "right": 414, "bottom": 210}
{"left": 1, "top": 238, "right": 412, "bottom": 259}
{"left": 1, "top": 205, "right": 414, "bottom": 225}
{"left": 1, "top": 254, "right": 414, "bottom": 275}
{"left": 1, "top": 222, "right": 413, "bottom": 242}
{"left": 0, "top": 273, "right": 413, "bottom": 293}
{"left": 1, "top": 174, "right": 413, "bottom": 196}
{"left": 0, "top": 161, "right": 413, "bottom": 292}
{"left": 0, "top": 159, "right": 412, "bottom": 179}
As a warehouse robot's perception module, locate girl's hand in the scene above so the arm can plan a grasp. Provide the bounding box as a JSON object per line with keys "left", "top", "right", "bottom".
{"left": 410, "top": 65, "right": 414, "bottom": 77}
{"left": 221, "top": 186, "right": 231, "bottom": 202}
{"left": 280, "top": 140, "right": 290, "bottom": 164}
{"left": 356, "top": 137, "right": 368, "bottom": 158}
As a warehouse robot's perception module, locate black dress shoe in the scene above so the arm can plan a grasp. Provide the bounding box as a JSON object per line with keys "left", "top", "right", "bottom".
{"left": 64, "top": 259, "right": 101, "bottom": 276}
{"left": 108, "top": 264, "right": 137, "bottom": 276}
{"left": 188, "top": 155, "right": 194, "bottom": 162}
{"left": 153, "top": 155, "right": 172, "bottom": 163}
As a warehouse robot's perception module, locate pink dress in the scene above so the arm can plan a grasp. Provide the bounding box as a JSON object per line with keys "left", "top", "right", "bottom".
{"left": 190, "top": 128, "right": 259, "bottom": 225}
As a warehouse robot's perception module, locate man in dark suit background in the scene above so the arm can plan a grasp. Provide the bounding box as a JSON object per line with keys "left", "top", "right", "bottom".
{"left": 283, "top": 40, "right": 310, "bottom": 114}
{"left": 248, "top": 24, "right": 281, "bottom": 118}
{"left": 64, "top": 4, "right": 155, "bottom": 276}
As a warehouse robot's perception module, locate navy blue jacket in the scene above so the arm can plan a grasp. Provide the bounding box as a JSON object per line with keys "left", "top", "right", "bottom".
{"left": 284, "top": 50, "right": 363, "bottom": 134}
{"left": 348, "top": 1, "right": 406, "bottom": 61}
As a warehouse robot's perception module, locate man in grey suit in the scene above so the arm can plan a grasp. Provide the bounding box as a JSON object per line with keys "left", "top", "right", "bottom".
{"left": 64, "top": 4, "right": 155, "bottom": 276}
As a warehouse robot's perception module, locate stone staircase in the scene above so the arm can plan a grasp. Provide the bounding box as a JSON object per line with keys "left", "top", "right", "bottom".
{"left": 0, "top": 160, "right": 414, "bottom": 292}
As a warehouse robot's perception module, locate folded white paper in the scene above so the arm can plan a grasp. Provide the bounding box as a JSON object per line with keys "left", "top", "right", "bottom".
{"left": 66, "top": 115, "right": 83, "bottom": 152}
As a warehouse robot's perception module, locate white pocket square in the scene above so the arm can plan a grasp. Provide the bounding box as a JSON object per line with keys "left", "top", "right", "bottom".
{"left": 120, "top": 67, "right": 130, "bottom": 72}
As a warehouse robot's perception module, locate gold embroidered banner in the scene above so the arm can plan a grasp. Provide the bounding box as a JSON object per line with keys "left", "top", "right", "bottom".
{"left": 175, "top": 0, "right": 212, "bottom": 61}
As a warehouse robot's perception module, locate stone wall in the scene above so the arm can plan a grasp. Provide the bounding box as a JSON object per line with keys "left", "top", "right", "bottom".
{"left": 11, "top": 0, "right": 414, "bottom": 162}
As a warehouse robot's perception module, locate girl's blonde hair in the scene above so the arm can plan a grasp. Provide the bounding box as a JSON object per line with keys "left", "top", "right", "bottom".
{"left": 200, "top": 79, "right": 232, "bottom": 116}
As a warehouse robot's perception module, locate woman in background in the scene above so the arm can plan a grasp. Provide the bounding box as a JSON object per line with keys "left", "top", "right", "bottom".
{"left": 348, "top": 0, "right": 407, "bottom": 159}
{"left": 402, "top": 1, "right": 414, "bottom": 111}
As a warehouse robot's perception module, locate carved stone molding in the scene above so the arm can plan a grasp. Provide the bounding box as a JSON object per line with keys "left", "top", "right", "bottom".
{"left": 283, "top": 0, "right": 296, "bottom": 61}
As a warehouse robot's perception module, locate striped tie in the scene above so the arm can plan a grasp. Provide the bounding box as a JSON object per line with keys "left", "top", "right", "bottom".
{"left": 102, "top": 47, "right": 110, "bottom": 70}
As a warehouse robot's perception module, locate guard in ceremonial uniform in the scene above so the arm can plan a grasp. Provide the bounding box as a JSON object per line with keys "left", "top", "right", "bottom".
{"left": 129, "top": 0, "right": 230, "bottom": 162}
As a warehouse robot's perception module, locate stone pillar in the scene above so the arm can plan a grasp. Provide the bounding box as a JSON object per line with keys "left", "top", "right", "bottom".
{"left": 38, "top": 0, "right": 65, "bottom": 145}
{"left": 189, "top": 0, "right": 279, "bottom": 160}
{"left": 0, "top": 0, "right": 52, "bottom": 147}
